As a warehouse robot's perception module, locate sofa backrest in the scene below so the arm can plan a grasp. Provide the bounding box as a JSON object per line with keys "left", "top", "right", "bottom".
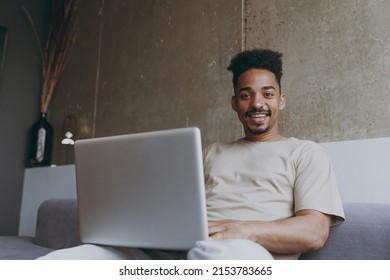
{"left": 320, "top": 137, "right": 390, "bottom": 204}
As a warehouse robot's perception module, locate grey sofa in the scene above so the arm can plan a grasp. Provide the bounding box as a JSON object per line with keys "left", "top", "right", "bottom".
{"left": 1, "top": 199, "right": 390, "bottom": 260}
{"left": 300, "top": 202, "right": 390, "bottom": 259}
{"left": 0, "top": 199, "right": 82, "bottom": 260}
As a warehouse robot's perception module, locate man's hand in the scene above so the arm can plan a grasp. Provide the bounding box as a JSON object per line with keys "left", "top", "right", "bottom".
{"left": 208, "top": 220, "right": 257, "bottom": 241}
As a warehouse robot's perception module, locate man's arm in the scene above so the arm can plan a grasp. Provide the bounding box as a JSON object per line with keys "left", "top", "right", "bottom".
{"left": 208, "top": 209, "right": 331, "bottom": 254}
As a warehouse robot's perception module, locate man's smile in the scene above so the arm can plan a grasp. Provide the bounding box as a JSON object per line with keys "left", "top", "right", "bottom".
{"left": 244, "top": 109, "right": 271, "bottom": 120}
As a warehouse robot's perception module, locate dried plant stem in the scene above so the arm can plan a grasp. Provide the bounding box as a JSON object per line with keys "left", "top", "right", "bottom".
{"left": 22, "top": 5, "right": 44, "bottom": 59}
{"left": 41, "top": 0, "right": 79, "bottom": 113}
{"left": 23, "top": 0, "right": 80, "bottom": 114}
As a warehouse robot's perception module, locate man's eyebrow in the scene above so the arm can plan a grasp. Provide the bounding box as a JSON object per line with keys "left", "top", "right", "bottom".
{"left": 238, "top": 86, "right": 252, "bottom": 93}
{"left": 238, "top": 85, "right": 276, "bottom": 92}
{"left": 262, "top": 86, "right": 276, "bottom": 91}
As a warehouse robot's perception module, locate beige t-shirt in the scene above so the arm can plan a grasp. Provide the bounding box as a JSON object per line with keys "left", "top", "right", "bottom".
{"left": 204, "top": 138, "right": 345, "bottom": 259}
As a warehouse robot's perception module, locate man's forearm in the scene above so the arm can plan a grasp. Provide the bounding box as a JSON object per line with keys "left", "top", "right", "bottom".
{"left": 208, "top": 209, "right": 331, "bottom": 254}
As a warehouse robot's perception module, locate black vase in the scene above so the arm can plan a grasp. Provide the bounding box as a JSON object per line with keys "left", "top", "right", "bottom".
{"left": 27, "top": 113, "right": 53, "bottom": 167}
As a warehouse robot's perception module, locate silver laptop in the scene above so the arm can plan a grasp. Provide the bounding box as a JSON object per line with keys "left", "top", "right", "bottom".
{"left": 74, "top": 127, "right": 208, "bottom": 250}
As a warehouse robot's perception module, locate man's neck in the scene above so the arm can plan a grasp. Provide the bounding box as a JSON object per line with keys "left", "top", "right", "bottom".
{"left": 243, "top": 132, "right": 287, "bottom": 143}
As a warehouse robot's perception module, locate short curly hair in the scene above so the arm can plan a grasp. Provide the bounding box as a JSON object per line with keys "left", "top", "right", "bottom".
{"left": 227, "top": 49, "right": 283, "bottom": 94}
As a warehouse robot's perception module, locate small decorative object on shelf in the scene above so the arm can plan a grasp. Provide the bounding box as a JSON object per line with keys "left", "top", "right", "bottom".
{"left": 27, "top": 113, "right": 53, "bottom": 167}
{"left": 61, "top": 114, "right": 77, "bottom": 164}
{"left": 61, "top": 114, "right": 77, "bottom": 145}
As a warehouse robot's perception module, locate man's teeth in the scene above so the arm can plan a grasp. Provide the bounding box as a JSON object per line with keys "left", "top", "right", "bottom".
{"left": 251, "top": 114, "right": 266, "bottom": 118}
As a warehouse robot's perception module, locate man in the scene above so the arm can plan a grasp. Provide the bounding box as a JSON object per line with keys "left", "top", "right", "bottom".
{"left": 197, "top": 49, "right": 345, "bottom": 260}
{"left": 39, "top": 49, "right": 344, "bottom": 260}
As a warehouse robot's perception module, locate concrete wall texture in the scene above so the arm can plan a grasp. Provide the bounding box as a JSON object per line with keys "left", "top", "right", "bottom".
{"left": 245, "top": 0, "right": 390, "bottom": 142}
{"left": 0, "top": 0, "right": 50, "bottom": 234}
{"left": 50, "top": 0, "right": 243, "bottom": 164}
{"left": 49, "top": 0, "right": 390, "bottom": 166}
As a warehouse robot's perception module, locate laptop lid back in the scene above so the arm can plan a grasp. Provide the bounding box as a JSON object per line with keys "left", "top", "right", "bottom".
{"left": 74, "top": 127, "right": 208, "bottom": 250}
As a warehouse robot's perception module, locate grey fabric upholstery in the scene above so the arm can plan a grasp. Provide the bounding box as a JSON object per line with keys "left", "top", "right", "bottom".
{"left": 0, "top": 198, "right": 82, "bottom": 260}
{"left": 34, "top": 198, "right": 82, "bottom": 249}
{"left": 0, "top": 236, "right": 54, "bottom": 260}
{"left": 300, "top": 203, "right": 390, "bottom": 260}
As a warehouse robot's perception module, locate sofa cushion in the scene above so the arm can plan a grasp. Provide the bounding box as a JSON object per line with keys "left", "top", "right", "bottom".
{"left": 0, "top": 236, "right": 54, "bottom": 260}
{"left": 34, "top": 198, "right": 82, "bottom": 249}
{"left": 300, "top": 203, "right": 390, "bottom": 259}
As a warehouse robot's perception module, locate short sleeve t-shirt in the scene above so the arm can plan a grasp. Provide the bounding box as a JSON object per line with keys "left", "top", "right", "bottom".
{"left": 204, "top": 137, "right": 345, "bottom": 226}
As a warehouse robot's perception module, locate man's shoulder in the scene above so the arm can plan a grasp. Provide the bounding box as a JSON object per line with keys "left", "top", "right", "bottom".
{"left": 289, "top": 138, "right": 325, "bottom": 152}
{"left": 202, "top": 140, "right": 248, "bottom": 160}
{"left": 287, "top": 138, "right": 331, "bottom": 165}
{"left": 203, "top": 140, "right": 237, "bottom": 155}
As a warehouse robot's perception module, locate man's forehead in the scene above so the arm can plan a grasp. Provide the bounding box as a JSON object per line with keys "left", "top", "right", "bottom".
{"left": 237, "top": 69, "right": 280, "bottom": 90}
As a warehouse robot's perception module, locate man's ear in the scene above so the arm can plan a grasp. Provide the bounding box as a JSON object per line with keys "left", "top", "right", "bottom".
{"left": 279, "top": 93, "right": 286, "bottom": 110}
{"left": 231, "top": 95, "right": 238, "bottom": 112}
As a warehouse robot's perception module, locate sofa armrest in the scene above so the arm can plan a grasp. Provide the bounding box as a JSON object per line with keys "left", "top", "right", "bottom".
{"left": 300, "top": 203, "right": 390, "bottom": 260}
{"left": 33, "top": 198, "right": 82, "bottom": 249}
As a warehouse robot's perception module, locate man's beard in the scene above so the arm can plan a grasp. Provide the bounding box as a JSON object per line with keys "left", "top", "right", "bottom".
{"left": 246, "top": 123, "right": 270, "bottom": 135}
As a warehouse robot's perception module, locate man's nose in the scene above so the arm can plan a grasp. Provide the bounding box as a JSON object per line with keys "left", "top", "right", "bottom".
{"left": 251, "top": 93, "right": 265, "bottom": 109}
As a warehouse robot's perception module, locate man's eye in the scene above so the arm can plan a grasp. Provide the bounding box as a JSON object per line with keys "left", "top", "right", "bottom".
{"left": 264, "top": 92, "right": 274, "bottom": 97}
{"left": 240, "top": 93, "right": 250, "bottom": 99}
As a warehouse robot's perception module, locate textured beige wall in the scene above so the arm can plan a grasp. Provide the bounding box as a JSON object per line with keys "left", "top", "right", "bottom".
{"left": 245, "top": 0, "right": 390, "bottom": 142}
{"left": 49, "top": 0, "right": 390, "bottom": 165}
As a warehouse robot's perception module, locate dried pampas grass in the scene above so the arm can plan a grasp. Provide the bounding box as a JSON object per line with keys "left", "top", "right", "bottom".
{"left": 23, "top": 0, "right": 80, "bottom": 113}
